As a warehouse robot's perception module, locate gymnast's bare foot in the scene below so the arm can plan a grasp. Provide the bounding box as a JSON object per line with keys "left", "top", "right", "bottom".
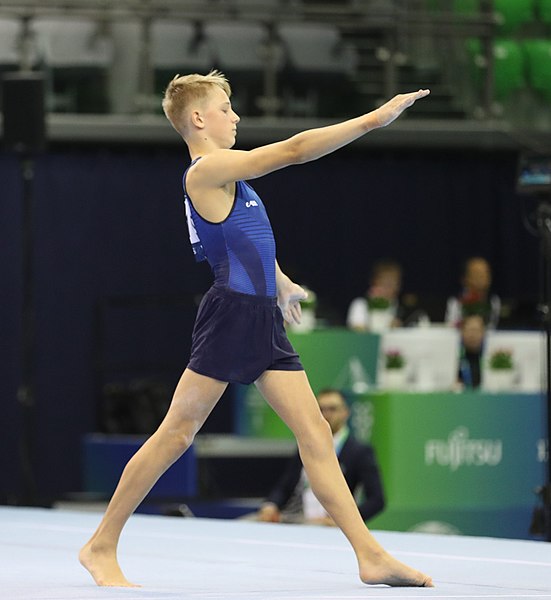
{"left": 79, "top": 540, "right": 140, "bottom": 587}
{"left": 359, "top": 550, "right": 434, "bottom": 587}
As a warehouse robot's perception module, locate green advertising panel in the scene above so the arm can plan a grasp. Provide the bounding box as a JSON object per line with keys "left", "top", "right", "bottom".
{"left": 355, "top": 391, "right": 547, "bottom": 538}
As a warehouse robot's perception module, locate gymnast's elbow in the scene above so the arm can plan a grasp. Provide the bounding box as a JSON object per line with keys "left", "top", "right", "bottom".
{"left": 283, "top": 136, "right": 310, "bottom": 166}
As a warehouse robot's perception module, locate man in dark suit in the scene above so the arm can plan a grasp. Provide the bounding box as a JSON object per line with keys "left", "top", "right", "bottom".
{"left": 257, "top": 389, "right": 385, "bottom": 525}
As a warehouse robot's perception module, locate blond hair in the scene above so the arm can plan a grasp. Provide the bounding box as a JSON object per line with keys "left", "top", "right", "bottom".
{"left": 162, "top": 70, "right": 231, "bottom": 137}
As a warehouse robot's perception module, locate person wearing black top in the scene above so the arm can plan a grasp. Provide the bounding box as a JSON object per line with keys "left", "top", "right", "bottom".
{"left": 458, "top": 314, "right": 486, "bottom": 389}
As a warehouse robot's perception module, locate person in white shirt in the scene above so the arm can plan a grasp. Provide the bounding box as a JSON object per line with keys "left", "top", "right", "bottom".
{"left": 347, "top": 259, "right": 403, "bottom": 331}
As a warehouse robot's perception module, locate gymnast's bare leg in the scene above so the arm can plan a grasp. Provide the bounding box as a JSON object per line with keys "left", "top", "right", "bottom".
{"left": 79, "top": 368, "right": 227, "bottom": 586}
{"left": 256, "top": 369, "right": 433, "bottom": 587}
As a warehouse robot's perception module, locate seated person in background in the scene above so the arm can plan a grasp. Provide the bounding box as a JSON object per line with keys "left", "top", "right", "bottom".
{"left": 257, "top": 389, "right": 385, "bottom": 525}
{"left": 445, "top": 257, "right": 501, "bottom": 329}
{"left": 347, "top": 259, "right": 404, "bottom": 331}
{"left": 457, "top": 314, "right": 486, "bottom": 390}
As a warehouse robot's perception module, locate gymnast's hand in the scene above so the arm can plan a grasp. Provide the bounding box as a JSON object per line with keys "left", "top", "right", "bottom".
{"left": 277, "top": 280, "right": 308, "bottom": 325}
{"left": 374, "top": 89, "right": 430, "bottom": 128}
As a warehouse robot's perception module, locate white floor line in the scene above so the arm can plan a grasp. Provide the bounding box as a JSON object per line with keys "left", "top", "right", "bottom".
{"left": 195, "top": 588, "right": 551, "bottom": 600}
{"left": 276, "top": 596, "right": 551, "bottom": 599}
{"left": 393, "top": 549, "right": 551, "bottom": 568}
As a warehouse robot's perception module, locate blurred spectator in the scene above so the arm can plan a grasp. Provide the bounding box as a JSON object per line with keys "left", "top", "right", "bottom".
{"left": 257, "top": 389, "right": 385, "bottom": 525}
{"left": 445, "top": 257, "right": 501, "bottom": 329}
{"left": 347, "top": 259, "right": 429, "bottom": 330}
{"left": 457, "top": 314, "right": 486, "bottom": 389}
{"left": 347, "top": 259, "right": 404, "bottom": 331}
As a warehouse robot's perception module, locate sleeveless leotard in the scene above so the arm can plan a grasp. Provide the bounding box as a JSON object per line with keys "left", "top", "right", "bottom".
{"left": 182, "top": 159, "right": 277, "bottom": 297}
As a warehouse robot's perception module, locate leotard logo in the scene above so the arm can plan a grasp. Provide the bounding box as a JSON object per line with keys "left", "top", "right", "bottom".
{"left": 245, "top": 200, "right": 259, "bottom": 208}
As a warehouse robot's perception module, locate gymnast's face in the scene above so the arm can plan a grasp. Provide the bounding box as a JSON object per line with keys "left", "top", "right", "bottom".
{"left": 201, "top": 86, "right": 240, "bottom": 149}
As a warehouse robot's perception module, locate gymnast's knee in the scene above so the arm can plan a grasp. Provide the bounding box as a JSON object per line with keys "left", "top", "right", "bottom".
{"left": 296, "top": 416, "right": 333, "bottom": 455}
{"left": 158, "top": 421, "right": 198, "bottom": 456}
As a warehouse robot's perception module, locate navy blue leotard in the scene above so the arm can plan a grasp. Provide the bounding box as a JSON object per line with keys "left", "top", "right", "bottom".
{"left": 183, "top": 158, "right": 276, "bottom": 297}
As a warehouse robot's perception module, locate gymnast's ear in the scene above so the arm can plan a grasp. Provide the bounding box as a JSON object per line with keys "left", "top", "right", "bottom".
{"left": 190, "top": 109, "right": 205, "bottom": 129}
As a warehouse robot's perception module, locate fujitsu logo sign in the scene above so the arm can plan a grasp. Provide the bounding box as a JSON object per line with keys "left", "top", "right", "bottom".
{"left": 424, "top": 427, "right": 502, "bottom": 471}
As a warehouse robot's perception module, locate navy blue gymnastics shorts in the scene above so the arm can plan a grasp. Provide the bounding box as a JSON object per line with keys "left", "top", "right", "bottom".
{"left": 187, "top": 286, "right": 304, "bottom": 385}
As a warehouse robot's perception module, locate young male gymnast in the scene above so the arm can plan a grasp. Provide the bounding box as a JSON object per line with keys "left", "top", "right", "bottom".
{"left": 80, "top": 70, "right": 433, "bottom": 588}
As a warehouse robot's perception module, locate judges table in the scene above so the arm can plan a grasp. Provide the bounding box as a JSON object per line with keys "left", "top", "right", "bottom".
{"left": 237, "top": 329, "right": 547, "bottom": 540}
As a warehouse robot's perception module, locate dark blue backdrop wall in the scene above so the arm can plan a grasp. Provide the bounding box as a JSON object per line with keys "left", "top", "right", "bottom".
{"left": 0, "top": 145, "right": 540, "bottom": 502}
